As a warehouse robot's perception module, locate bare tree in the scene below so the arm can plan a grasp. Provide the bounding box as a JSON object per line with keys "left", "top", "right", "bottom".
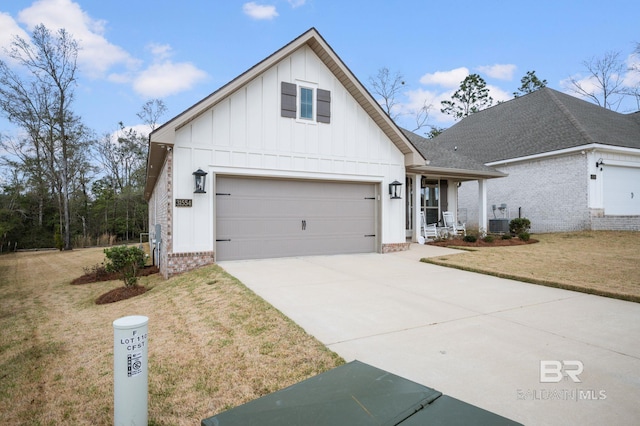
{"left": 369, "top": 67, "right": 405, "bottom": 120}
{"left": 136, "top": 99, "right": 167, "bottom": 131}
{"left": 568, "top": 51, "right": 627, "bottom": 110}
{"left": 368, "top": 67, "right": 434, "bottom": 132}
{"left": 0, "top": 24, "right": 84, "bottom": 250}
{"left": 408, "top": 99, "right": 433, "bottom": 133}
{"left": 622, "top": 43, "right": 640, "bottom": 110}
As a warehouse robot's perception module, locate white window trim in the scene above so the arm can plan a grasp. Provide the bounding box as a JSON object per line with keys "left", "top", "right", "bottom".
{"left": 296, "top": 80, "right": 318, "bottom": 124}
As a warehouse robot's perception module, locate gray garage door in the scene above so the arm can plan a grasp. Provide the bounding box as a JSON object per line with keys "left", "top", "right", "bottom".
{"left": 216, "top": 176, "right": 377, "bottom": 261}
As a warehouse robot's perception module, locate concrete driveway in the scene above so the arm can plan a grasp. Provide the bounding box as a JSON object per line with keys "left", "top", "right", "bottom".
{"left": 218, "top": 244, "right": 640, "bottom": 425}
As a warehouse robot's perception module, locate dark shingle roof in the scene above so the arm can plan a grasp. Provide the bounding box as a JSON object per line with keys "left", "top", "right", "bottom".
{"left": 431, "top": 88, "right": 640, "bottom": 163}
{"left": 401, "top": 129, "right": 503, "bottom": 175}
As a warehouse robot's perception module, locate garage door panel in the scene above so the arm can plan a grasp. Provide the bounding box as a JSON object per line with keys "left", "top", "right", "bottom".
{"left": 216, "top": 177, "right": 377, "bottom": 261}
{"left": 604, "top": 166, "right": 640, "bottom": 215}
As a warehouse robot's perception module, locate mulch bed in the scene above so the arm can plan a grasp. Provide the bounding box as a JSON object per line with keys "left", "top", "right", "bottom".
{"left": 95, "top": 285, "right": 148, "bottom": 305}
{"left": 427, "top": 237, "right": 538, "bottom": 248}
{"left": 71, "top": 265, "right": 159, "bottom": 285}
{"left": 70, "top": 265, "right": 159, "bottom": 304}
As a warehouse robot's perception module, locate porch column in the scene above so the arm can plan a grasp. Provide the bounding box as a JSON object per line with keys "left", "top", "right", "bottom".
{"left": 413, "top": 175, "right": 421, "bottom": 242}
{"left": 478, "top": 179, "right": 488, "bottom": 235}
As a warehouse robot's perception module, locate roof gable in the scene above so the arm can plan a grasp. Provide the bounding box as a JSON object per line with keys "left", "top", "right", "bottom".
{"left": 145, "top": 28, "right": 424, "bottom": 198}
{"left": 432, "top": 88, "right": 640, "bottom": 164}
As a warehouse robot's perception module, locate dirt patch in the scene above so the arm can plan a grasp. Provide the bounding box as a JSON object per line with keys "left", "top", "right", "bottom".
{"left": 428, "top": 237, "right": 537, "bottom": 248}
{"left": 95, "top": 285, "right": 148, "bottom": 304}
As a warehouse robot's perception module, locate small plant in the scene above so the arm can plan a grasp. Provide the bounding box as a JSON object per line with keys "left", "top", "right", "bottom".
{"left": 518, "top": 232, "right": 530, "bottom": 242}
{"left": 483, "top": 235, "right": 495, "bottom": 243}
{"left": 501, "top": 234, "right": 512, "bottom": 240}
{"left": 83, "top": 263, "right": 109, "bottom": 281}
{"left": 54, "top": 229, "right": 64, "bottom": 251}
{"left": 104, "top": 245, "right": 146, "bottom": 287}
{"left": 509, "top": 218, "right": 531, "bottom": 235}
{"left": 463, "top": 235, "right": 477, "bottom": 243}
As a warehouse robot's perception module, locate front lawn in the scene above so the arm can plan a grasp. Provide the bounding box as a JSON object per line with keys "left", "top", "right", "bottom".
{"left": 0, "top": 248, "right": 343, "bottom": 425}
{"left": 423, "top": 231, "right": 640, "bottom": 302}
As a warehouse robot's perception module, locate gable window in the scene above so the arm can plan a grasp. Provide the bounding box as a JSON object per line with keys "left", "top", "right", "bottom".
{"left": 300, "top": 87, "right": 314, "bottom": 120}
{"left": 281, "top": 81, "right": 330, "bottom": 124}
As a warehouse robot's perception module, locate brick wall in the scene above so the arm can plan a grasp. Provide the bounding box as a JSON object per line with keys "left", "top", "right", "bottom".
{"left": 591, "top": 215, "right": 640, "bottom": 231}
{"left": 382, "top": 242, "right": 411, "bottom": 253}
{"left": 166, "top": 251, "right": 216, "bottom": 277}
{"left": 459, "top": 154, "right": 591, "bottom": 233}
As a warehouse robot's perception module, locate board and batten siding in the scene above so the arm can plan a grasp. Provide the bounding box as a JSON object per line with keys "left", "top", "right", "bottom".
{"left": 170, "top": 45, "right": 406, "bottom": 255}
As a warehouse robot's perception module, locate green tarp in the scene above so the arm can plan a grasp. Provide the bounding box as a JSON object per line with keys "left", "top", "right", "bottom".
{"left": 202, "top": 360, "right": 521, "bottom": 425}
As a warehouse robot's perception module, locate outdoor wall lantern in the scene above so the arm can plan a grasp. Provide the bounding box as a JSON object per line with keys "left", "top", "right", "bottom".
{"left": 193, "top": 169, "right": 208, "bottom": 193}
{"left": 389, "top": 180, "right": 402, "bottom": 199}
{"left": 596, "top": 158, "right": 605, "bottom": 169}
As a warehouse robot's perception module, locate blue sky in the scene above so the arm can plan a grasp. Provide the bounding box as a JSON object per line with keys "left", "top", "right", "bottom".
{"left": 1, "top": 0, "right": 639, "bottom": 138}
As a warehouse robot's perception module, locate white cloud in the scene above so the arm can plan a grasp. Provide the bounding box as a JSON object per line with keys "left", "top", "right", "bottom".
{"left": 486, "top": 84, "right": 512, "bottom": 103}
{"left": 133, "top": 62, "right": 208, "bottom": 98}
{"left": 419, "top": 67, "right": 469, "bottom": 88}
{"left": 476, "top": 63, "right": 516, "bottom": 80}
{"left": 288, "top": 0, "right": 307, "bottom": 7}
{"left": 401, "top": 88, "right": 457, "bottom": 126}
{"left": 243, "top": 2, "right": 279, "bottom": 20}
{"left": 129, "top": 43, "right": 208, "bottom": 98}
{"left": 16, "top": 0, "right": 136, "bottom": 78}
{"left": 2, "top": 1, "right": 208, "bottom": 99}
{"left": 148, "top": 43, "right": 173, "bottom": 61}
{"left": 0, "top": 12, "right": 29, "bottom": 60}
{"left": 623, "top": 52, "right": 640, "bottom": 88}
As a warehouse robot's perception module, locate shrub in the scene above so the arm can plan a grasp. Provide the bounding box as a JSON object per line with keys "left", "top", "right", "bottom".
{"left": 509, "top": 218, "right": 531, "bottom": 235}
{"left": 463, "top": 235, "right": 477, "bottom": 243}
{"left": 483, "top": 235, "right": 495, "bottom": 243}
{"left": 104, "top": 245, "right": 146, "bottom": 287}
{"left": 501, "top": 234, "right": 512, "bottom": 240}
{"left": 54, "top": 229, "right": 64, "bottom": 251}
{"left": 83, "top": 263, "right": 109, "bottom": 281}
{"left": 518, "top": 232, "right": 530, "bottom": 242}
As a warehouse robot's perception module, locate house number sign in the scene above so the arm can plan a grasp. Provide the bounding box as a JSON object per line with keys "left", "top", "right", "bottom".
{"left": 175, "top": 199, "right": 193, "bottom": 207}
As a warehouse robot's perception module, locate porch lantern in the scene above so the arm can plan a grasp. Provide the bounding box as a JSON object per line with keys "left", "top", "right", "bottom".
{"left": 389, "top": 180, "right": 402, "bottom": 199}
{"left": 193, "top": 169, "right": 208, "bottom": 193}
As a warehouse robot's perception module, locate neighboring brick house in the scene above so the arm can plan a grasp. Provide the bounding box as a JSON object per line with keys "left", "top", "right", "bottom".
{"left": 431, "top": 88, "right": 640, "bottom": 233}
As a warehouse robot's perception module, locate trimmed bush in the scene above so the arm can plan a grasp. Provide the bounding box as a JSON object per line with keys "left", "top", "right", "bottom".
{"left": 509, "top": 218, "right": 531, "bottom": 235}
{"left": 501, "top": 234, "right": 512, "bottom": 240}
{"left": 463, "top": 235, "right": 477, "bottom": 243}
{"left": 483, "top": 235, "right": 495, "bottom": 243}
{"left": 518, "top": 232, "right": 531, "bottom": 242}
{"left": 104, "top": 245, "right": 146, "bottom": 287}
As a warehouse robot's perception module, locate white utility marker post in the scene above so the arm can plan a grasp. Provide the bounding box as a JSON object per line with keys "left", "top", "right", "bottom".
{"left": 113, "top": 315, "right": 148, "bottom": 425}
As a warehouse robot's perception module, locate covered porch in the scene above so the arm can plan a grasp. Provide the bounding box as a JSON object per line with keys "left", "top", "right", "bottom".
{"left": 402, "top": 130, "right": 506, "bottom": 241}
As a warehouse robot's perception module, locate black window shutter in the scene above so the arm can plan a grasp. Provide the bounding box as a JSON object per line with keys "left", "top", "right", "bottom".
{"left": 281, "top": 82, "right": 297, "bottom": 118}
{"left": 317, "top": 89, "right": 331, "bottom": 123}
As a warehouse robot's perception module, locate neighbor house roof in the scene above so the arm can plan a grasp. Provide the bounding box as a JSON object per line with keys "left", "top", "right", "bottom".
{"left": 432, "top": 87, "right": 640, "bottom": 165}
{"left": 402, "top": 129, "right": 506, "bottom": 180}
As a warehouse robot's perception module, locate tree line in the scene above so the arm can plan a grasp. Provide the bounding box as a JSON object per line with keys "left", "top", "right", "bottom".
{"left": 0, "top": 25, "right": 166, "bottom": 251}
